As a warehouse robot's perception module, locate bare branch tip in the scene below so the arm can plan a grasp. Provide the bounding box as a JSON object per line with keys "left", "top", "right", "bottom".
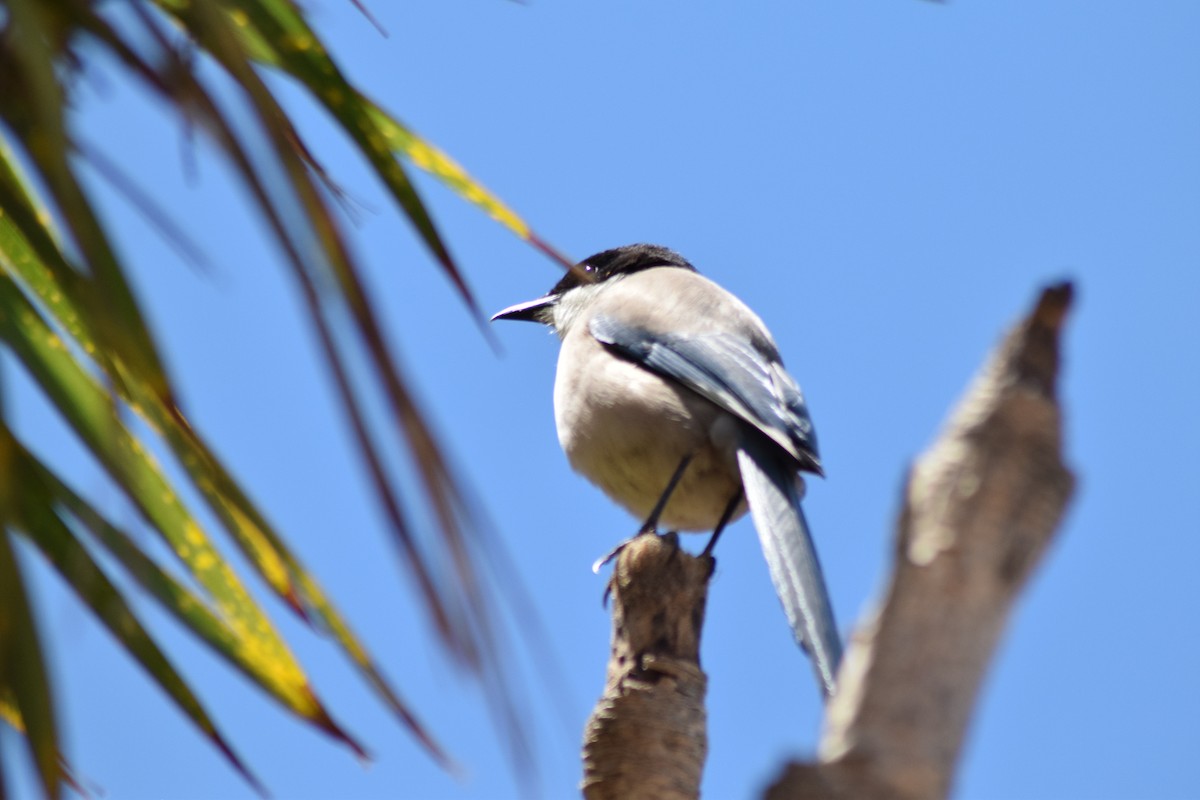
{"left": 1032, "top": 281, "right": 1074, "bottom": 331}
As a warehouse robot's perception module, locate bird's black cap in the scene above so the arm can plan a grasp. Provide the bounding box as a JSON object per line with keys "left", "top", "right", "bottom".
{"left": 549, "top": 243, "right": 695, "bottom": 297}
{"left": 492, "top": 243, "right": 695, "bottom": 323}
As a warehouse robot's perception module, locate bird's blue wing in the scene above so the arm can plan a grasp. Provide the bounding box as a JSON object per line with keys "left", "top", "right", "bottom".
{"left": 589, "top": 314, "right": 821, "bottom": 473}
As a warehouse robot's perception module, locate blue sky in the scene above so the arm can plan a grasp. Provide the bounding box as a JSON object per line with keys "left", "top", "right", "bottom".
{"left": 6, "top": 0, "right": 1200, "bottom": 798}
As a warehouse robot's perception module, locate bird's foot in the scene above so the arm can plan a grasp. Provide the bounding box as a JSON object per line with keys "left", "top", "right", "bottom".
{"left": 592, "top": 541, "right": 627, "bottom": 575}
{"left": 596, "top": 529, "right": 680, "bottom": 606}
{"left": 591, "top": 527, "right": 669, "bottom": 574}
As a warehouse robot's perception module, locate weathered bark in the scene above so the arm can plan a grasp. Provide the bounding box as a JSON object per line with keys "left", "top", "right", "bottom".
{"left": 766, "top": 282, "right": 1076, "bottom": 800}
{"left": 581, "top": 533, "right": 711, "bottom": 800}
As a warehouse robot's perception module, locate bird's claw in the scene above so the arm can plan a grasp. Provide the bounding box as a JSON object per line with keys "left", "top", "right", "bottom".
{"left": 594, "top": 529, "right": 680, "bottom": 606}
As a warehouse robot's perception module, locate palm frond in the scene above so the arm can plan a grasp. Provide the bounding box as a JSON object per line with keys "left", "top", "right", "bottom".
{"left": 0, "top": 0, "right": 562, "bottom": 794}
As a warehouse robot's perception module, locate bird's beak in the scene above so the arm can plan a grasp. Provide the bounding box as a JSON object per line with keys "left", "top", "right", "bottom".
{"left": 490, "top": 294, "right": 558, "bottom": 323}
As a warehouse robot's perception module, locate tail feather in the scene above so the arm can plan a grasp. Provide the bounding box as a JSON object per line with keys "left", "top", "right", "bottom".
{"left": 737, "top": 434, "right": 842, "bottom": 698}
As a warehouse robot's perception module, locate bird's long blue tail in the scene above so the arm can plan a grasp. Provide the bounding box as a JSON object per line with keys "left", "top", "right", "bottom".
{"left": 737, "top": 434, "right": 842, "bottom": 698}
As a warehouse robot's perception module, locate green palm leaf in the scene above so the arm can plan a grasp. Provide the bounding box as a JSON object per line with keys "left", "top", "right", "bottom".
{"left": 0, "top": 137, "right": 443, "bottom": 760}
{"left": 5, "top": 428, "right": 265, "bottom": 792}
{"left": 0, "top": 0, "right": 558, "bottom": 795}
{"left": 0, "top": 523, "right": 60, "bottom": 800}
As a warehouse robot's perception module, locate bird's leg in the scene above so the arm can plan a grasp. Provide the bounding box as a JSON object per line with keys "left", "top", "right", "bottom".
{"left": 701, "top": 489, "right": 743, "bottom": 558}
{"left": 638, "top": 453, "right": 694, "bottom": 535}
{"left": 592, "top": 454, "right": 694, "bottom": 574}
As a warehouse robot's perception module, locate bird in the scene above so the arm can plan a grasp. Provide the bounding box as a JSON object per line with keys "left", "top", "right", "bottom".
{"left": 492, "top": 243, "right": 841, "bottom": 697}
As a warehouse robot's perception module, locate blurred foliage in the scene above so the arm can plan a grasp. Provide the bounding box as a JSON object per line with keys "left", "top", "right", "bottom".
{"left": 0, "top": 0, "right": 566, "bottom": 795}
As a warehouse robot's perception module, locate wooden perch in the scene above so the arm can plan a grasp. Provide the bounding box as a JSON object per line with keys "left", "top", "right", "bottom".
{"left": 581, "top": 533, "right": 711, "bottom": 800}
{"left": 767, "top": 282, "right": 1077, "bottom": 800}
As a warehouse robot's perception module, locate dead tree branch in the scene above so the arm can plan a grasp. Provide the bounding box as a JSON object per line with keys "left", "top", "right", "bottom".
{"left": 766, "top": 282, "right": 1077, "bottom": 800}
